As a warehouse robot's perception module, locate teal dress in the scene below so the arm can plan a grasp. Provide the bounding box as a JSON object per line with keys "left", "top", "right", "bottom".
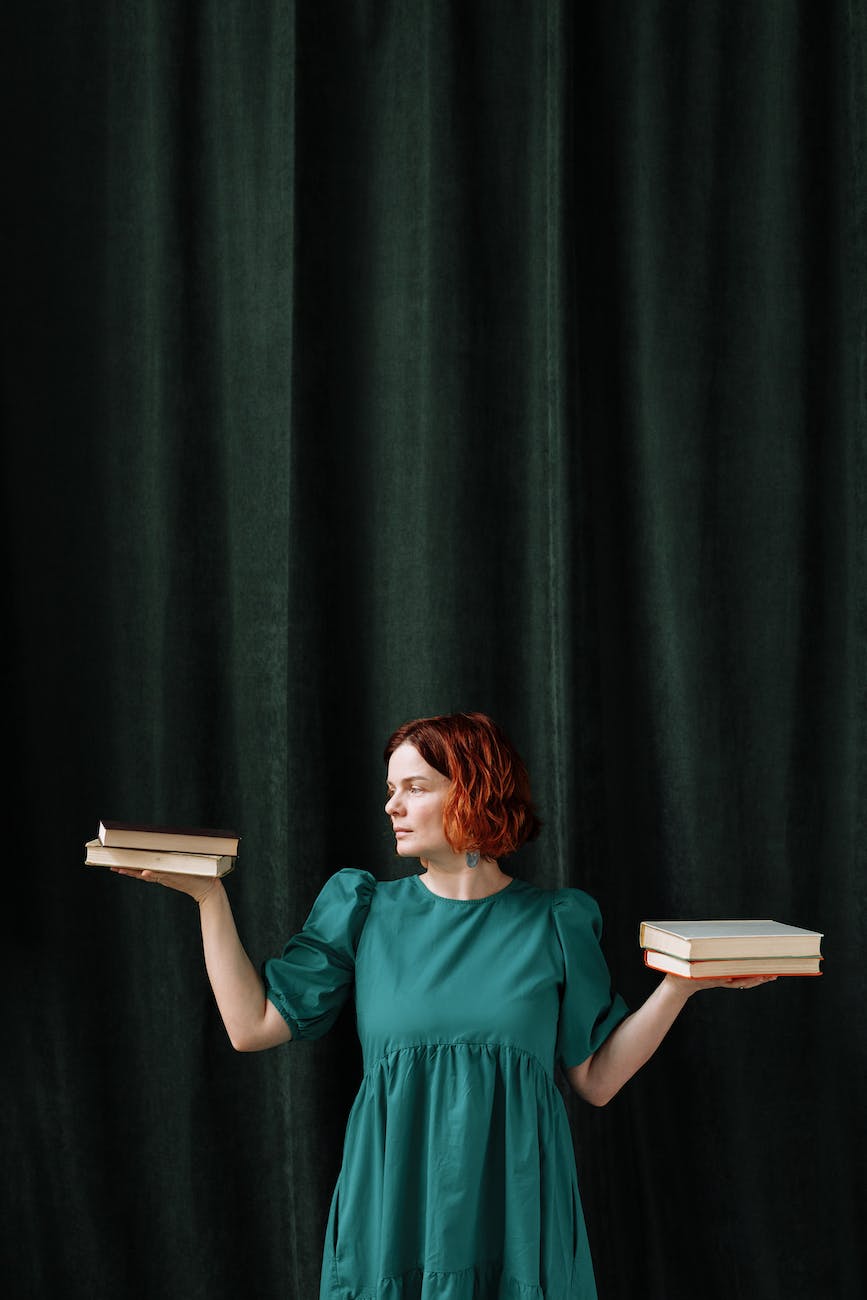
{"left": 264, "top": 869, "right": 629, "bottom": 1300}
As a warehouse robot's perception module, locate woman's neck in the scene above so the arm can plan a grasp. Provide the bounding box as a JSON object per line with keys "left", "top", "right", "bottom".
{"left": 418, "top": 856, "right": 512, "bottom": 900}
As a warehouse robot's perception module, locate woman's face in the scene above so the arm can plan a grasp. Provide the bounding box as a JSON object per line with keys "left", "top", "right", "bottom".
{"left": 385, "top": 743, "right": 452, "bottom": 861}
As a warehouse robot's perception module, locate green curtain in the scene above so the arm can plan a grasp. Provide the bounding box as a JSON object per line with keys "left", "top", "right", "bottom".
{"left": 5, "top": 2, "right": 865, "bottom": 1297}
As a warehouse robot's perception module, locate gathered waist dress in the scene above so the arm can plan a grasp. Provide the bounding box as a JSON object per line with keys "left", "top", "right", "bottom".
{"left": 264, "top": 869, "right": 629, "bottom": 1300}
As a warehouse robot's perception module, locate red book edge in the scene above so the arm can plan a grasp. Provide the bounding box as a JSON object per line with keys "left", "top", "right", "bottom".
{"left": 642, "top": 951, "right": 823, "bottom": 977}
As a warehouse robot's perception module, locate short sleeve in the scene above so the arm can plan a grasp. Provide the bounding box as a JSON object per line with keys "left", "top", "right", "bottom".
{"left": 553, "top": 888, "right": 629, "bottom": 1071}
{"left": 263, "top": 868, "right": 376, "bottom": 1041}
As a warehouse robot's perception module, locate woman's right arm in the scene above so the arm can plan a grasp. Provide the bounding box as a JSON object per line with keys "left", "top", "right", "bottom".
{"left": 112, "top": 868, "right": 292, "bottom": 1052}
{"left": 197, "top": 879, "right": 293, "bottom": 1051}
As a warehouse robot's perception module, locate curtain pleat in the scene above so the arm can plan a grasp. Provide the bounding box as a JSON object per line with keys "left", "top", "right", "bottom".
{"left": 4, "top": 3, "right": 865, "bottom": 1297}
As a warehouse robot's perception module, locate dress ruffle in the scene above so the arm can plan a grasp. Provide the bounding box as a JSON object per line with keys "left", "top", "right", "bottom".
{"left": 325, "top": 1258, "right": 547, "bottom": 1299}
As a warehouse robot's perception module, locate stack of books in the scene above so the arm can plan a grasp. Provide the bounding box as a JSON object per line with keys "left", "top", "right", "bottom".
{"left": 84, "top": 819, "right": 240, "bottom": 878}
{"left": 639, "top": 919, "right": 824, "bottom": 978}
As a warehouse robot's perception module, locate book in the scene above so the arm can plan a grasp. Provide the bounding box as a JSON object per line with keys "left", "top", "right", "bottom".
{"left": 97, "top": 819, "right": 240, "bottom": 857}
{"left": 643, "top": 949, "right": 822, "bottom": 978}
{"left": 84, "top": 839, "right": 236, "bottom": 878}
{"left": 638, "top": 919, "right": 823, "bottom": 960}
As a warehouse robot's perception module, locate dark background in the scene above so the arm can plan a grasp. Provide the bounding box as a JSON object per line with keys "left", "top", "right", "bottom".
{"left": 4, "top": 3, "right": 865, "bottom": 1297}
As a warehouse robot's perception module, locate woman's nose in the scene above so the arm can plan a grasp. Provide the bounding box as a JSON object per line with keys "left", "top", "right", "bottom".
{"left": 385, "top": 791, "right": 402, "bottom": 816}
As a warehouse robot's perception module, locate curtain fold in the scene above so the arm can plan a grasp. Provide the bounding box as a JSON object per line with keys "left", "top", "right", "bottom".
{"left": 4, "top": 3, "right": 865, "bottom": 1297}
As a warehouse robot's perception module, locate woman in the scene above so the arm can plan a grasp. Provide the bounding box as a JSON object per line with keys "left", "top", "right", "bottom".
{"left": 113, "top": 711, "right": 774, "bottom": 1299}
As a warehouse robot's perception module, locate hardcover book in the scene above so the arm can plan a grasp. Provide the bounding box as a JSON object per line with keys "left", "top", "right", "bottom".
{"left": 643, "top": 950, "right": 822, "bottom": 978}
{"left": 84, "top": 839, "right": 236, "bottom": 878}
{"left": 97, "top": 820, "right": 240, "bottom": 857}
{"left": 638, "top": 919, "right": 823, "bottom": 960}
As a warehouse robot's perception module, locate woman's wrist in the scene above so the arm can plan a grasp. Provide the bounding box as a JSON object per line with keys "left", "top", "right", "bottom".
{"left": 197, "top": 877, "right": 224, "bottom": 908}
{"left": 661, "top": 972, "right": 698, "bottom": 1004}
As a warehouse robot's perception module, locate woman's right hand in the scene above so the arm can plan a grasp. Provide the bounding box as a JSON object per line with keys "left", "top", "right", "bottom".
{"left": 110, "top": 867, "right": 222, "bottom": 905}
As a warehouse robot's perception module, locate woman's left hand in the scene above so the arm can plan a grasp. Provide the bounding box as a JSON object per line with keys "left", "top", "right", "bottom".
{"left": 666, "top": 973, "right": 779, "bottom": 999}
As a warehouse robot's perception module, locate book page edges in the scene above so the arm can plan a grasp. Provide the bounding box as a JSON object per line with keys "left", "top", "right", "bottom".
{"left": 97, "top": 822, "right": 240, "bottom": 854}
{"left": 642, "top": 951, "right": 823, "bottom": 977}
{"left": 84, "top": 840, "right": 236, "bottom": 877}
{"left": 638, "top": 921, "right": 823, "bottom": 958}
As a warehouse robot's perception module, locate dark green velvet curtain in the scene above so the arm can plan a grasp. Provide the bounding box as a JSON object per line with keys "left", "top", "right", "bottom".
{"left": 4, "top": 2, "right": 865, "bottom": 1297}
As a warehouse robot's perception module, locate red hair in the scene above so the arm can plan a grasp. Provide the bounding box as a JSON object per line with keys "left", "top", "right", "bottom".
{"left": 384, "top": 712, "right": 542, "bottom": 860}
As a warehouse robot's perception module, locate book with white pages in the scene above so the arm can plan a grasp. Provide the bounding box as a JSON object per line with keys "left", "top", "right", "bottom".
{"left": 638, "top": 919, "right": 823, "bottom": 960}
{"left": 84, "top": 839, "right": 236, "bottom": 877}
{"left": 97, "top": 819, "right": 239, "bottom": 856}
{"left": 643, "top": 949, "right": 822, "bottom": 978}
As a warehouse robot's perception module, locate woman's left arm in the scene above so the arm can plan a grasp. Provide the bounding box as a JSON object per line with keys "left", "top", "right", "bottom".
{"left": 566, "top": 973, "right": 777, "bottom": 1107}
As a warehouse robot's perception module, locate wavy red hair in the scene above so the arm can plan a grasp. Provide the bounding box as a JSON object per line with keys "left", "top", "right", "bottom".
{"left": 384, "top": 712, "right": 542, "bottom": 860}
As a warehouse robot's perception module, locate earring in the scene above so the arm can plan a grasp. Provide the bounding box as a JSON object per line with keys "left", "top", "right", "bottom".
{"left": 466, "top": 851, "right": 480, "bottom": 869}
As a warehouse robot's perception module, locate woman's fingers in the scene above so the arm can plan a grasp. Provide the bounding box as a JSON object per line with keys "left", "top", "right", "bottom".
{"left": 684, "top": 974, "right": 780, "bottom": 991}
{"left": 109, "top": 865, "right": 214, "bottom": 900}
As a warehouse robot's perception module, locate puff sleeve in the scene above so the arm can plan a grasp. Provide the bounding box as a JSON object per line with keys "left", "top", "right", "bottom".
{"left": 553, "top": 888, "right": 629, "bottom": 1071}
{"left": 263, "top": 868, "right": 375, "bottom": 1041}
